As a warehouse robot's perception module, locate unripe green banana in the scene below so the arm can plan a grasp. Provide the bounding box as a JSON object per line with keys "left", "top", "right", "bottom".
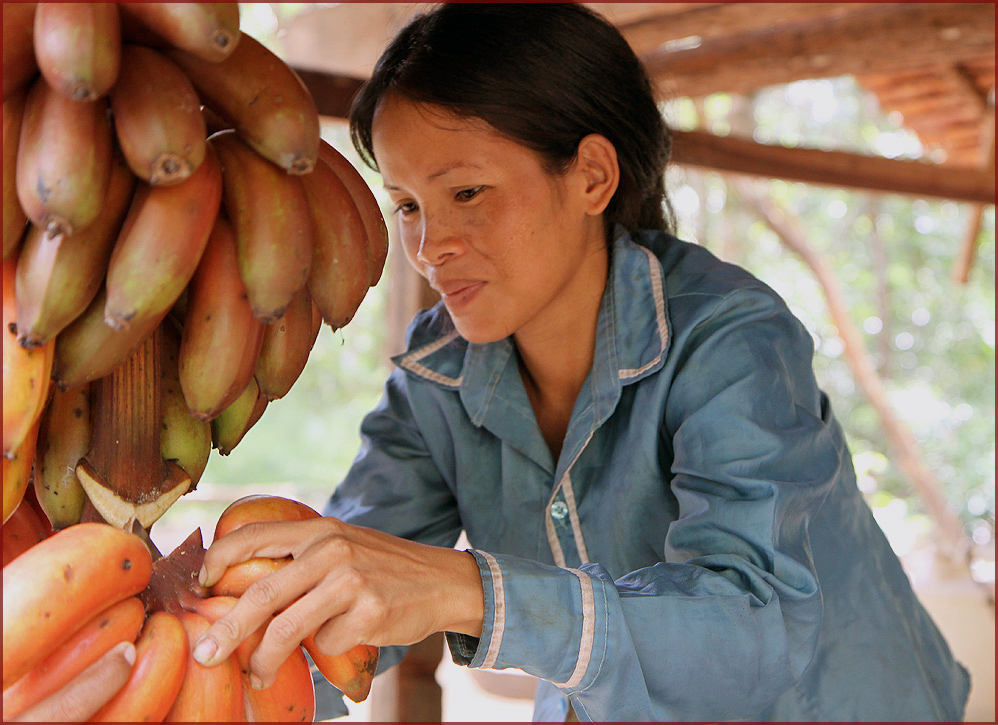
{"left": 33, "top": 384, "right": 90, "bottom": 529}
{"left": 210, "top": 376, "right": 267, "bottom": 456}
{"left": 160, "top": 318, "right": 211, "bottom": 486}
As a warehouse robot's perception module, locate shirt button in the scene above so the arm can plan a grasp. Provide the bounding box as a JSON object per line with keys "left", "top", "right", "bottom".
{"left": 550, "top": 501, "right": 569, "bottom": 520}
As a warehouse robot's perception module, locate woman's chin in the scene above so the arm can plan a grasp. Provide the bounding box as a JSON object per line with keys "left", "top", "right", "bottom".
{"left": 450, "top": 316, "right": 511, "bottom": 345}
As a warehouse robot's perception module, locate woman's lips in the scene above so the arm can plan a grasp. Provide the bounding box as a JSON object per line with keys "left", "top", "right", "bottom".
{"left": 438, "top": 281, "right": 485, "bottom": 309}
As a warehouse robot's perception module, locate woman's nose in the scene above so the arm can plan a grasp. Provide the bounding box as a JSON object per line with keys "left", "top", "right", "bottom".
{"left": 415, "top": 217, "right": 463, "bottom": 266}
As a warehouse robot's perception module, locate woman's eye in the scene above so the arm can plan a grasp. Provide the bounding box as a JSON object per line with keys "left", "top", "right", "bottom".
{"left": 393, "top": 201, "right": 418, "bottom": 216}
{"left": 455, "top": 186, "right": 484, "bottom": 202}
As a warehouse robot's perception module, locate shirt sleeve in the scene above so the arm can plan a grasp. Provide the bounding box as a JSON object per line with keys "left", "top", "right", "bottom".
{"left": 322, "top": 367, "right": 464, "bottom": 548}
{"left": 321, "top": 367, "right": 465, "bottom": 681}
{"left": 447, "top": 287, "right": 842, "bottom": 721}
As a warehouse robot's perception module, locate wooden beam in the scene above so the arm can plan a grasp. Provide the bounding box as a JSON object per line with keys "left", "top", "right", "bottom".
{"left": 644, "top": 3, "right": 995, "bottom": 99}
{"left": 619, "top": 3, "right": 876, "bottom": 57}
{"left": 670, "top": 129, "right": 996, "bottom": 204}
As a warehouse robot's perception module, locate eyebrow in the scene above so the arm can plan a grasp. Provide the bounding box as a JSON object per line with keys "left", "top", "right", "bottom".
{"left": 383, "top": 161, "right": 482, "bottom": 191}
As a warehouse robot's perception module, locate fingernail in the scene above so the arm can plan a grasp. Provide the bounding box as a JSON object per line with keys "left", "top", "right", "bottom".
{"left": 250, "top": 674, "right": 265, "bottom": 690}
{"left": 192, "top": 637, "right": 217, "bottom": 665}
{"left": 198, "top": 565, "right": 208, "bottom": 587}
{"left": 121, "top": 642, "right": 136, "bottom": 666}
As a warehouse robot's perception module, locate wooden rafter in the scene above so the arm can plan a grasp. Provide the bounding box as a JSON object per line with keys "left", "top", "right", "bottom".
{"left": 643, "top": 3, "right": 994, "bottom": 100}
{"left": 669, "top": 129, "right": 995, "bottom": 205}
{"left": 617, "top": 2, "right": 877, "bottom": 57}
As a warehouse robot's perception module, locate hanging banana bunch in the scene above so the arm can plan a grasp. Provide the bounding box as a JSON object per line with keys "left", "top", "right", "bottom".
{"left": 3, "top": 4, "right": 388, "bottom": 717}
{"left": 3, "top": 1, "right": 388, "bottom": 528}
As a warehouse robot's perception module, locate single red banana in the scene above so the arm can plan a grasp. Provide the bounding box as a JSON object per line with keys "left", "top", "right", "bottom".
{"left": 301, "top": 155, "right": 372, "bottom": 330}
{"left": 178, "top": 215, "right": 265, "bottom": 421}
{"left": 168, "top": 34, "right": 319, "bottom": 174}
{"left": 119, "top": 3, "right": 240, "bottom": 63}
{"left": 166, "top": 610, "right": 245, "bottom": 721}
{"left": 110, "top": 44, "right": 206, "bottom": 186}
{"left": 90, "top": 610, "right": 190, "bottom": 723}
{"left": 14, "top": 156, "right": 136, "bottom": 349}
{"left": 103, "top": 141, "right": 222, "bottom": 332}
{"left": 212, "top": 130, "right": 313, "bottom": 322}
{"left": 15, "top": 77, "right": 113, "bottom": 236}
{"left": 33, "top": 2, "right": 121, "bottom": 101}
{"left": 319, "top": 140, "right": 390, "bottom": 287}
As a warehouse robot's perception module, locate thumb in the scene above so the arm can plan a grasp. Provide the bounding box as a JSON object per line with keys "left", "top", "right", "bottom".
{"left": 12, "top": 641, "right": 136, "bottom": 722}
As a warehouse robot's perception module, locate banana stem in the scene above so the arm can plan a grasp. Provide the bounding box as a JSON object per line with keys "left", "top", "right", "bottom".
{"left": 88, "top": 325, "right": 165, "bottom": 500}
{"left": 77, "top": 325, "right": 192, "bottom": 530}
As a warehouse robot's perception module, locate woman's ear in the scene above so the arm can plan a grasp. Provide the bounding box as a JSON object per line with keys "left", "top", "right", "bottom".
{"left": 575, "top": 133, "right": 620, "bottom": 217}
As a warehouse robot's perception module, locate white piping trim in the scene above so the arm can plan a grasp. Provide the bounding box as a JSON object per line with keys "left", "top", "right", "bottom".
{"left": 397, "top": 330, "right": 463, "bottom": 386}
{"left": 477, "top": 550, "right": 505, "bottom": 670}
{"left": 553, "top": 569, "right": 596, "bottom": 689}
{"left": 545, "top": 429, "right": 596, "bottom": 567}
{"left": 561, "top": 472, "right": 589, "bottom": 564}
{"left": 619, "top": 245, "right": 669, "bottom": 380}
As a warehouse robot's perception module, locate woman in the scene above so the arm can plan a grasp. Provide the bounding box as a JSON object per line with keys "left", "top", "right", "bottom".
{"left": 192, "top": 4, "right": 970, "bottom": 721}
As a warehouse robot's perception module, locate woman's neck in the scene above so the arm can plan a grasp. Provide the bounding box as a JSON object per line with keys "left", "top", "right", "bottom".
{"left": 514, "top": 242, "right": 608, "bottom": 461}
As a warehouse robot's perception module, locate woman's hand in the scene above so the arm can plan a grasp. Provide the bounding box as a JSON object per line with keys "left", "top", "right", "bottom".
{"left": 10, "top": 641, "right": 135, "bottom": 722}
{"left": 190, "top": 517, "right": 484, "bottom": 690}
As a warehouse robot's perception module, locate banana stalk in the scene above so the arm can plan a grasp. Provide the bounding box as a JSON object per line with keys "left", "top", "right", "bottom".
{"left": 74, "top": 326, "right": 192, "bottom": 531}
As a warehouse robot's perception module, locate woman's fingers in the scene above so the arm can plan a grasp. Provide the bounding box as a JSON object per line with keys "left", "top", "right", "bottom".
{"left": 199, "top": 518, "right": 333, "bottom": 588}
{"left": 248, "top": 583, "right": 356, "bottom": 688}
{"left": 192, "top": 549, "right": 326, "bottom": 669}
{"left": 12, "top": 641, "right": 135, "bottom": 722}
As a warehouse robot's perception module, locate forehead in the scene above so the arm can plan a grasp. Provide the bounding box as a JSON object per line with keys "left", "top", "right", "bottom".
{"left": 371, "top": 96, "right": 530, "bottom": 178}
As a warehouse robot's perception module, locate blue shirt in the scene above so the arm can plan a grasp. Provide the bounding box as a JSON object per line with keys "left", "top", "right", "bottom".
{"left": 324, "top": 227, "right": 970, "bottom": 721}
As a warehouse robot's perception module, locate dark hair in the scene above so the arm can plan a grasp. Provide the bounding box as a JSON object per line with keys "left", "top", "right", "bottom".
{"left": 349, "top": 3, "right": 674, "bottom": 234}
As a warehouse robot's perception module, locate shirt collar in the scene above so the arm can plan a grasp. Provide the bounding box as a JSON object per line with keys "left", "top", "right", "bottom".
{"left": 392, "top": 226, "right": 670, "bottom": 468}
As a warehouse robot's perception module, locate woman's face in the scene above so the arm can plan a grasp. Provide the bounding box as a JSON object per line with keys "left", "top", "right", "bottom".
{"left": 371, "top": 95, "right": 611, "bottom": 345}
